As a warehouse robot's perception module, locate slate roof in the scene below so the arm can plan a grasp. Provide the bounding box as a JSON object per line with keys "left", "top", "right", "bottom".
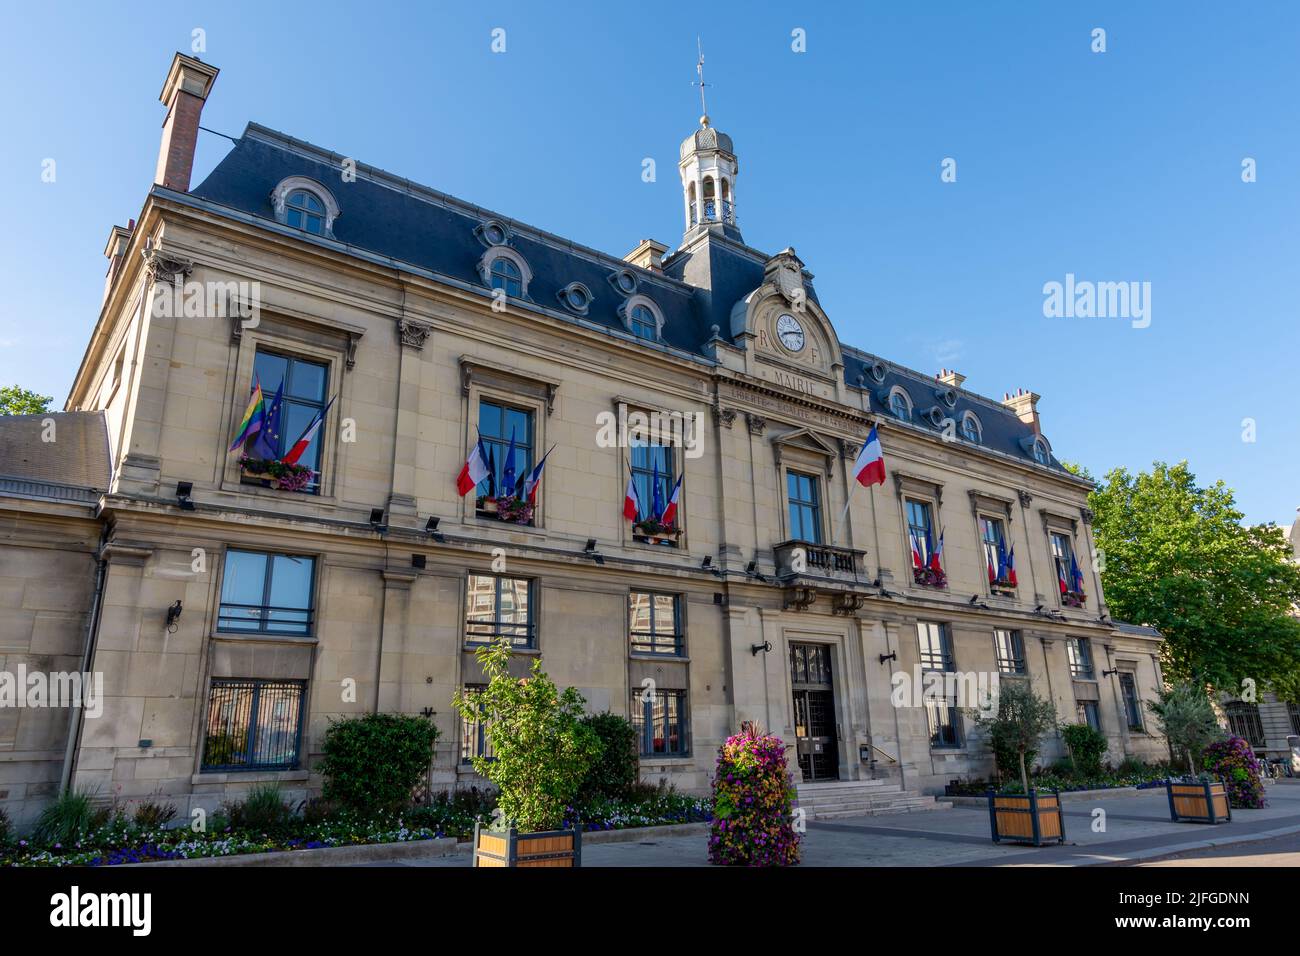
{"left": 186, "top": 123, "right": 1071, "bottom": 476}
{"left": 0, "top": 411, "right": 110, "bottom": 502}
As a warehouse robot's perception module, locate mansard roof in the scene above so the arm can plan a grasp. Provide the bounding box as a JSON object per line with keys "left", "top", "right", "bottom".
{"left": 0, "top": 411, "right": 110, "bottom": 502}
{"left": 186, "top": 123, "right": 1068, "bottom": 476}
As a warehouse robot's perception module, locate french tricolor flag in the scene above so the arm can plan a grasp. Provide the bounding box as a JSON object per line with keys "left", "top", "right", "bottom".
{"left": 659, "top": 474, "right": 683, "bottom": 526}
{"left": 522, "top": 447, "right": 553, "bottom": 505}
{"left": 853, "top": 426, "right": 886, "bottom": 487}
{"left": 281, "top": 396, "right": 335, "bottom": 466}
{"left": 1006, "top": 545, "right": 1018, "bottom": 587}
{"left": 456, "top": 436, "right": 491, "bottom": 496}
{"left": 909, "top": 530, "right": 925, "bottom": 569}
{"left": 929, "top": 529, "right": 945, "bottom": 573}
{"left": 622, "top": 474, "right": 642, "bottom": 521}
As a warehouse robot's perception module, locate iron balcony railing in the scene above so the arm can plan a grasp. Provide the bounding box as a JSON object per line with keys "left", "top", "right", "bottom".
{"left": 217, "top": 602, "right": 313, "bottom": 636}
{"left": 690, "top": 198, "right": 735, "bottom": 226}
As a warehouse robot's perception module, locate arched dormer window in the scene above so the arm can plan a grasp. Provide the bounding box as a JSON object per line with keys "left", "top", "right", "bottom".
{"left": 477, "top": 245, "right": 532, "bottom": 300}
{"left": 1032, "top": 438, "right": 1050, "bottom": 465}
{"left": 888, "top": 387, "right": 912, "bottom": 422}
{"left": 961, "top": 412, "right": 982, "bottom": 443}
{"left": 270, "top": 177, "right": 340, "bottom": 237}
{"left": 619, "top": 294, "right": 664, "bottom": 341}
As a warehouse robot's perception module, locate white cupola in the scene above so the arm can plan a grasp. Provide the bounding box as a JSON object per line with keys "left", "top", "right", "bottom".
{"left": 679, "top": 115, "right": 741, "bottom": 244}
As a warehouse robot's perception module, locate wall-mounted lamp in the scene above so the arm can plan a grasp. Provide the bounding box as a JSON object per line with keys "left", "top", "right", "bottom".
{"left": 879, "top": 651, "right": 898, "bottom": 665}
{"left": 583, "top": 538, "right": 605, "bottom": 565}
{"left": 745, "top": 560, "right": 767, "bottom": 582}
{"left": 175, "top": 481, "right": 195, "bottom": 511}
{"left": 420, "top": 707, "right": 437, "bottom": 719}
{"left": 165, "top": 600, "right": 183, "bottom": 633}
{"left": 424, "top": 516, "right": 445, "bottom": 543}
{"left": 369, "top": 508, "right": 388, "bottom": 533}
{"left": 1101, "top": 668, "right": 1119, "bottom": 678}
{"left": 750, "top": 640, "right": 772, "bottom": 656}
{"left": 701, "top": 555, "right": 720, "bottom": 576}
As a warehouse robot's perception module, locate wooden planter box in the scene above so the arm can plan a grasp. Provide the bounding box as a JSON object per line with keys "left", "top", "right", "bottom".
{"left": 472, "top": 821, "right": 582, "bottom": 867}
{"left": 987, "top": 789, "right": 1066, "bottom": 846}
{"left": 1166, "top": 779, "right": 1231, "bottom": 824}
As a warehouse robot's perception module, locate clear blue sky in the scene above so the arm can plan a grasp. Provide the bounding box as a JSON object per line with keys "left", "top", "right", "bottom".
{"left": 1, "top": 2, "right": 1296, "bottom": 525}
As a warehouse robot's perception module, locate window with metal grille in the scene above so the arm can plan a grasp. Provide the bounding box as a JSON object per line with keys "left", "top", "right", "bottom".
{"left": 926, "top": 692, "right": 962, "bottom": 749}
{"left": 464, "top": 574, "right": 535, "bottom": 647}
{"left": 1118, "top": 672, "right": 1144, "bottom": 731}
{"left": 629, "top": 592, "right": 683, "bottom": 655}
{"left": 994, "top": 629, "right": 1026, "bottom": 675}
{"left": 201, "top": 678, "right": 305, "bottom": 771}
{"left": 1289, "top": 702, "right": 1300, "bottom": 737}
{"left": 786, "top": 471, "right": 822, "bottom": 544}
{"left": 1224, "top": 701, "right": 1265, "bottom": 747}
{"left": 1067, "top": 637, "right": 1095, "bottom": 679}
{"left": 631, "top": 689, "right": 688, "bottom": 757}
{"left": 217, "top": 549, "right": 315, "bottom": 636}
{"left": 917, "top": 621, "right": 953, "bottom": 671}
{"left": 459, "top": 684, "right": 495, "bottom": 763}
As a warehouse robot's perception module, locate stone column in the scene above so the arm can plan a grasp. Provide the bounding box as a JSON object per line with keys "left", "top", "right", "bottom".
{"left": 388, "top": 318, "right": 432, "bottom": 524}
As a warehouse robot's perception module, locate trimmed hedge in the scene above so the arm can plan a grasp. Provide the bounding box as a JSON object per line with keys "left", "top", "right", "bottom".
{"left": 319, "top": 713, "right": 440, "bottom": 815}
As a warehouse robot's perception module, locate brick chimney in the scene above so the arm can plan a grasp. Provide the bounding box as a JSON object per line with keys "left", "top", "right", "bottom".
{"left": 154, "top": 53, "right": 219, "bottom": 192}
{"left": 1002, "top": 388, "right": 1041, "bottom": 432}
{"left": 624, "top": 239, "right": 668, "bottom": 273}
{"left": 937, "top": 368, "right": 966, "bottom": 388}
{"left": 102, "top": 222, "right": 133, "bottom": 304}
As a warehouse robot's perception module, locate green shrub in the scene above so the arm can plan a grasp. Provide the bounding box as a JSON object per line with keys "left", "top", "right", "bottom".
{"left": 132, "top": 800, "right": 178, "bottom": 829}
{"left": 32, "top": 787, "right": 109, "bottom": 846}
{"left": 971, "top": 681, "right": 1058, "bottom": 793}
{"left": 451, "top": 638, "right": 601, "bottom": 832}
{"left": 1147, "top": 683, "right": 1223, "bottom": 776}
{"left": 223, "top": 784, "right": 296, "bottom": 833}
{"left": 579, "top": 712, "right": 639, "bottom": 799}
{"left": 0, "top": 808, "right": 11, "bottom": 846}
{"left": 1062, "top": 723, "right": 1107, "bottom": 775}
{"left": 319, "top": 713, "right": 440, "bottom": 815}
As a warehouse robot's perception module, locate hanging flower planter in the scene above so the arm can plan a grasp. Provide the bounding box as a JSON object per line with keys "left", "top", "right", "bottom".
{"left": 476, "top": 495, "right": 533, "bottom": 525}
{"left": 912, "top": 566, "right": 947, "bottom": 589}
{"left": 1062, "top": 590, "right": 1086, "bottom": 608}
{"left": 239, "top": 455, "right": 313, "bottom": 492}
{"left": 987, "top": 788, "right": 1066, "bottom": 845}
{"left": 633, "top": 519, "right": 680, "bottom": 546}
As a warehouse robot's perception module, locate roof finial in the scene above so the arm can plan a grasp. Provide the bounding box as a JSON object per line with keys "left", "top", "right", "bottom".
{"left": 695, "top": 37, "right": 710, "bottom": 127}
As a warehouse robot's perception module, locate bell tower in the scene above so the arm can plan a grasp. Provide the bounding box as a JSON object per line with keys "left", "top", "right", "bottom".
{"left": 679, "top": 44, "right": 742, "bottom": 245}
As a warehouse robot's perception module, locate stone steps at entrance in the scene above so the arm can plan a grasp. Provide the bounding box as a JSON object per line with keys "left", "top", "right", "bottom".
{"left": 795, "top": 780, "right": 952, "bottom": 819}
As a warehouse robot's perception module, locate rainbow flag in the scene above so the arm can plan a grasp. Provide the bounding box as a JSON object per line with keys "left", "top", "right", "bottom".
{"left": 228, "top": 377, "right": 265, "bottom": 452}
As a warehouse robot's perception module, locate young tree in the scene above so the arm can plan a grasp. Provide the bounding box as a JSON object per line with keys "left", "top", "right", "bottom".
{"left": 1087, "top": 461, "right": 1300, "bottom": 699}
{"left": 970, "top": 681, "right": 1058, "bottom": 794}
{"left": 0, "top": 385, "right": 53, "bottom": 416}
{"left": 1146, "top": 683, "right": 1223, "bottom": 776}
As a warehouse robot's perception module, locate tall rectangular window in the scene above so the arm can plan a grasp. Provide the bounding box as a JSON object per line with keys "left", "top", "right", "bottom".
{"left": 459, "top": 684, "right": 495, "bottom": 763}
{"left": 1077, "top": 700, "right": 1101, "bottom": 732}
{"left": 629, "top": 442, "right": 675, "bottom": 526}
{"left": 631, "top": 689, "right": 689, "bottom": 756}
{"left": 994, "top": 629, "right": 1026, "bottom": 675}
{"left": 1067, "top": 637, "right": 1094, "bottom": 679}
{"left": 1289, "top": 702, "right": 1300, "bottom": 737}
{"left": 1224, "top": 701, "right": 1265, "bottom": 748}
{"left": 1050, "top": 531, "right": 1076, "bottom": 591}
{"left": 249, "top": 350, "right": 329, "bottom": 493}
{"left": 629, "top": 592, "right": 683, "bottom": 655}
{"left": 786, "top": 471, "right": 822, "bottom": 543}
{"left": 465, "top": 574, "right": 535, "bottom": 647}
{"left": 217, "top": 550, "right": 315, "bottom": 636}
{"left": 1118, "top": 672, "right": 1143, "bottom": 731}
{"left": 906, "top": 498, "right": 934, "bottom": 563}
{"left": 201, "top": 678, "right": 305, "bottom": 771}
{"left": 477, "top": 398, "right": 533, "bottom": 500}
{"left": 917, "top": 621, "right": 953, "bottom": 672}
{"left": 979, "top": 516, "right": 1011, "bottom": 586}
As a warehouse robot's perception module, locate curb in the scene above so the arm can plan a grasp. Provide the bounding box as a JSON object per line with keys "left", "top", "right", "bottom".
{"left": 124, "top": 836, "right": 460, "bottom": 867}
{"left": 1088, "top": 821, "right": 1300, "bottom": 866}
{"left": 453, "top": 821, "right": 711, "bottom": 854}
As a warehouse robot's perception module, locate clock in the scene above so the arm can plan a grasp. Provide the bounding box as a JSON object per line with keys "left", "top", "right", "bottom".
{"left": 776, "top": 313, "right": 805, "bottom": 352}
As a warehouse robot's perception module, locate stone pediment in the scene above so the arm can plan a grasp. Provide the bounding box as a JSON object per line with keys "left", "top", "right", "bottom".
{"left": 771, "top": 426, "right": 840, "bottom": 476}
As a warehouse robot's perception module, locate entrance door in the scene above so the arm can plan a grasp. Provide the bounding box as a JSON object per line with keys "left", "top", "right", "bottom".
{"left": 790, "top": 643, "right": 838, "bottom": 781}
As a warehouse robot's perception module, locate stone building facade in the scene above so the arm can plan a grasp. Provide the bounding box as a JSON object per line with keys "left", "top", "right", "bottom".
{"left": 0, "top": 54, "right": 1167, "bottom": 826}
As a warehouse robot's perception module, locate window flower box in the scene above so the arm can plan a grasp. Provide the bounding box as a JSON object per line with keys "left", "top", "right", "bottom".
{"left": 1062, "top": 590, "right": 1086, "bottom": 609}
{"left": 912, "top": 566, "right": 947, "bottom": 589}
{"left": 472, "top": 820, "right": 581, "bottom": 867}
{"left": 1166, "top": 777, "right": 1231, "bottom": 824}
{"left": 476, "top": 495, "right": 533, "bottom": 525}
{"left": 990, "top": 581, "right": 1017, "bottom": 596}
{"left": 239, "top": 455, "right": 313, "bottom": 493}
{"left": 633, "top": 519, "right": 680, "bottom": 546}
{"left": 987, "top": 788, "right": 1065, "bottom": 846}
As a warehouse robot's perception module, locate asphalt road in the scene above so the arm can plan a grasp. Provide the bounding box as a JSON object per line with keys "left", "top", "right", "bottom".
{"left": 1119, "top": 829, "right": 1300, "bottom": 867}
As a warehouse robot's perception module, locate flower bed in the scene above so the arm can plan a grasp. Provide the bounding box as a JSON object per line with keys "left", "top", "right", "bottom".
{"left": 946, "top": 761, "right": 1175, "bottom": 797}
{"left": 1, "top": 789, "right": 712, "bottom": 867}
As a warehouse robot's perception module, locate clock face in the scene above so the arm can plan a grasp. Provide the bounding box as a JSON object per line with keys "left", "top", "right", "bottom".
{"left": 776, "top": 313, "right": 805, "bottom": 352}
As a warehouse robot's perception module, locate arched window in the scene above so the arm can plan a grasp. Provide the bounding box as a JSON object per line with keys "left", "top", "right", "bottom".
{"left": 286, "top": 190, "right": 326, "bottom": 234}
{"left": 630, "top": 305, "right": 657, "bottom": 339}
{"left": 961, "top": 413, "right": 982, "bottom": 443}
{"left": 889, "top": 388, "right": 912, "bottom": 422}
{"left": 490, "top": 257, "right": 522, "bottom": 297}
{"left": 1032, "top": 439, "right": 1049, "bottom": 465}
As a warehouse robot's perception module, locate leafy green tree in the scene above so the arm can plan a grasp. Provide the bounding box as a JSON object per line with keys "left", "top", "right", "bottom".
{"left": 970, "top": 681, "right": 1058, "bottom": 794}
{"left": 1147, "top": 683, "right": 1223, "bottom": 776}
{"left": 452, "top": 638, "right": 600, "bottom": 832}
{"left": 0, "top": 385, "right": 53, "bottom": 416}
{"left": 1087, "top": 461, "right": 1300, "bottom": 699}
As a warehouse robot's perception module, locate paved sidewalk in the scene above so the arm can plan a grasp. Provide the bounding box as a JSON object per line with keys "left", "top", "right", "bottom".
{"left": 367, "top": 780, "right": 1300, "bottom": 867}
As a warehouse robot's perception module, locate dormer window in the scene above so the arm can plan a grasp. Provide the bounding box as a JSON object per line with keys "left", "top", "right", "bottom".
{"left": 630, "top": 305, "right": 656, "bottom": 339}
{"left": 558, "top": 282, "right": 592, "bottom": 315}
{"left": 477, "top": 246, "right": 531, "bottom": 301}
{"left": 270, "top": 177, "right": 340, "bottom": 237}
{"left": 286, "top": 190, "right": 325, "bottom": 234}
{"left": 491, "top": 258, "right": 521, "bottom": 296}
{"left": 1032, "top": 439, "right": 1049, "bottom": 465}
{"left": 889, "top": 387, "right": 912, "bottom": 422}
{"left": 961, "top": 413, "right": 982, "bottom": 443}
{"left": 619, "top": 295, "right": 663, "bottom": 341}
